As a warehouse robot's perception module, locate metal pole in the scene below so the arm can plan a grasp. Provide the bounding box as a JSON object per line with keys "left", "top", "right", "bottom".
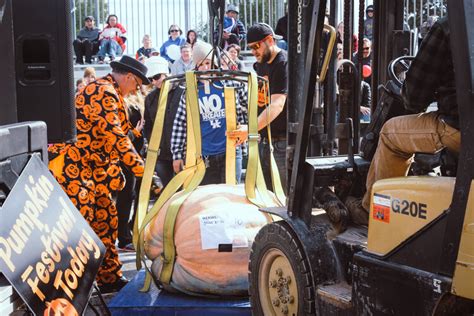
{"left": 184, "top": 0, "right": 190, "bottom": 33}
{"left": 95, "top": 0, "right": 99, "bottom": 22}
{"left": 72, "top": 0, "right": 77, "bottom": 39}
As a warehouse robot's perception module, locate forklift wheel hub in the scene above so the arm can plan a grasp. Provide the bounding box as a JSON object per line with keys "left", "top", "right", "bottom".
{"left": 258, "top": 248, "right": 298, "bottom": 315}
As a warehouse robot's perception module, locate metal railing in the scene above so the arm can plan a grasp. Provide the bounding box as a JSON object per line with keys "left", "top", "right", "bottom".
{"left": 403, "top": 0, "right": 447, "bottom": 54}
{"left": 71, "top": 0, "right": 286, "bottom": 56}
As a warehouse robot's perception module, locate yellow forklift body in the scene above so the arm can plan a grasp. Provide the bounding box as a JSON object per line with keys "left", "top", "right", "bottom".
{"left": 367, "top": 176, "right": 455, "bottom": 256}
{"left": 452, "top": 182, "right": 474, "bottom": 299}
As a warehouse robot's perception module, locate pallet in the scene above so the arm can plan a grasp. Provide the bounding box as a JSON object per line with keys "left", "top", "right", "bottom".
{"left": 108, "top": 270, "right": 251, "bottom": 316}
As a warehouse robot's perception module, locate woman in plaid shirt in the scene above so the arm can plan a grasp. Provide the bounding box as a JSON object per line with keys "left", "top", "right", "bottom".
{"left": 171, "top": 41, "right": 247, "bottom": 184}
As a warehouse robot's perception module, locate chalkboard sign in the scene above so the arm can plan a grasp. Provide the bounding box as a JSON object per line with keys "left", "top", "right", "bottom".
{"left": 0, "top": 155, "right": 105, "bottom": 315}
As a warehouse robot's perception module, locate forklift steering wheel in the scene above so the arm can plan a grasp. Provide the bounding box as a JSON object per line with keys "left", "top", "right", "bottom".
{"left": 387, "top": 55, "right": 416, "bottom": 88}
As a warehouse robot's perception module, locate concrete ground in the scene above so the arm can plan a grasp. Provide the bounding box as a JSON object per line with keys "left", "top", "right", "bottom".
{"left": 83, "top": 248, "right": 147, "bottom": 315}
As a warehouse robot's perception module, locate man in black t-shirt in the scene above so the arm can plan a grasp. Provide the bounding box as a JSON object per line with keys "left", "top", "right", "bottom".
{"left": 247, "top": 23, "right": 288, "bottom": 192}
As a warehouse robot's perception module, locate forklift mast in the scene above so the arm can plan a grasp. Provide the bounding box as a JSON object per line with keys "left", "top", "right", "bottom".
{"left": 371, "top": 0, "right": 407, "bottom": 109}
{"left": 444, "top": 1, "right": 474, "bottom": 285}
{"left": 287, "top": 0, "right": 327, "bottom": 218}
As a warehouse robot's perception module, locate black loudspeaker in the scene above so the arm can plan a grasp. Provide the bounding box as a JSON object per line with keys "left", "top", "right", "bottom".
{"left": 0, "top": 0, "right": 17, "bottom": 125}
{"left": 12, "top": 0, "right": 76, "bottom": 143}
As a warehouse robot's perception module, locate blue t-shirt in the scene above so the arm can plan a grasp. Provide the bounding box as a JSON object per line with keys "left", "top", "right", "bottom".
{"left": 198, "top": 82, "right": 227, "bottom": 156}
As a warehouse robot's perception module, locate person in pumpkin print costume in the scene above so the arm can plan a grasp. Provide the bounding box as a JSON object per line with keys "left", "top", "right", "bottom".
{"left": 48, "top": 56, "right": 150, "bottom": 294}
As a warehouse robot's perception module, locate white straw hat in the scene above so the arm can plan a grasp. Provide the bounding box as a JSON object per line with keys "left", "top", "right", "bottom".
{"left": 144, "top": 56, "right": 169, "bottom": 77}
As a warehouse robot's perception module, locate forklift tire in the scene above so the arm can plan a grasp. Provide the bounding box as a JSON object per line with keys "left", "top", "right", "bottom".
{"left": 249, "top": 221, "right": 315, "bottom": 316}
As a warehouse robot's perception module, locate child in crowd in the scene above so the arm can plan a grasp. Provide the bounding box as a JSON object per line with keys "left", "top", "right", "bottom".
{"left": 83, "top": 67, "right": 96, "bottom": 84}
{"left": 75, "top": 78, "right": 85, "bottom": 96}
{"left": 136, "top": 34, "right": 158, "bottom": 61}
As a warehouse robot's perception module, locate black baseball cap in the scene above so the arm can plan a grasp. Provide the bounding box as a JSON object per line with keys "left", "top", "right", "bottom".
{"left": 84, "top": 16, "right": 95, "bottom": 21}
{"left": 247, "top": 23, "right": 282, "bottom": 44}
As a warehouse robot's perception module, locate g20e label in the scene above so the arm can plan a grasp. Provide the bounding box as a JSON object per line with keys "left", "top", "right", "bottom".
{"left": 372, "top": 193, "right": 428, "bottom": 223}
{"left": 391, "top": 198, "right": 427, "bottom": 219}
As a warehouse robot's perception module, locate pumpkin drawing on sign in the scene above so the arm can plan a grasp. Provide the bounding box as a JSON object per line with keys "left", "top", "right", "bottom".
{"left": 43, "top": 298, "right": 78, "bottom": 316}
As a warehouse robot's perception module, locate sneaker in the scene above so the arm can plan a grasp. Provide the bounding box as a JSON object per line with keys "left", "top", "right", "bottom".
{"left": 98, "top": 276, "right": 129, "bottom": 294}
{"left": 118, "top": 243, "right": 135, "bottom": 252}
{"left": 345, "top": 196, "right": 369, "bottom": 226}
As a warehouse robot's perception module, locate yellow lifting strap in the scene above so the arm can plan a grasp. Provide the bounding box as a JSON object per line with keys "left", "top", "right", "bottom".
{"left": 132, "top": 71, "right": 205, "bottom": 291}
{"left": 262, "top": 79, "right": 286, "bottom": 205}
{"left": 224, "top": 86, "right": 237, "bottom": 185}
{"left": 134, "top": 79, "right": 171, "bottom": 257}
{"left": 135, "top": 71, "right": 285, "bottom": 292}
{"left": 159, "top": 71, "right": 206, "bottom": 285}
{"left": 133, "top": 78, "right": 171, "bottom": 291}
{"left": 244, "top": 73, "right": 282, "bottom": 208}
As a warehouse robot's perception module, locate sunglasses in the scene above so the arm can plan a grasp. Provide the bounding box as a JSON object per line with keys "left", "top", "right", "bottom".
{"left": 148, "top": 74, "right": 162, "bottom": 81}
{"left": 170, "top": 29, "right": 180, "bottom": 33}
{"left": 363, "top": 47, "right": 370, "bottom": 50}
{"left": 248, "top": 35, "right": 272, "bottom": 50}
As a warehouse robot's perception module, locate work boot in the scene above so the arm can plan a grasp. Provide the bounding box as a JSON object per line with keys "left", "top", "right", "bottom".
{"left": 345, "top": 196, "right": 369, "bottom": 226}
{"left": 315, "top": 187, "right": 350, "bottom": 233}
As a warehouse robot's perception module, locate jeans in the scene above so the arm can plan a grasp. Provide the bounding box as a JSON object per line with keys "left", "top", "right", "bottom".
{"left": 155, "top": 159, "right": 174, "bottom": 187}
{"left": 201, "top": 150, "right": 243, "bottom": 185}
{"left": 73, "top": 39, "right": 99, "bottom": 63}
{"left": 98, "top": 38, "right": 122, "bottom": 59}
{"left": 236, "top": 146, "right": 243, "bottom": 183}
{"left": 259, "top": 139, "right": 287, "bottom": 193}
{"left": 362, "top": 112, "right": 460, "bottom": 210}
{"left": 116, "top": 163, "right": 136, "bottom": 247}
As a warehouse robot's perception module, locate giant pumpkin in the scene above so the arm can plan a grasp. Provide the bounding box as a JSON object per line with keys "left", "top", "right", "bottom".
{"left": 143, "top": 184, "right": 271, "bottom": 296}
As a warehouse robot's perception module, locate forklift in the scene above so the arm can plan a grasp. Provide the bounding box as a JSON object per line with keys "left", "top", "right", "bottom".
{"left": 248, "top": 0, "right": 474, "bottom": 315}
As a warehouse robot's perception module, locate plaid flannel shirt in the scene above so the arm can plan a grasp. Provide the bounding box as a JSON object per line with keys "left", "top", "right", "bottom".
{"left": 171, "top": 80, "right": 248, "bottom": 161}
{"left": 401, "top": 17, "right": 457, "bottom": 126}
{"left": 235, "top": 19, "right": 247, "bottom": 41}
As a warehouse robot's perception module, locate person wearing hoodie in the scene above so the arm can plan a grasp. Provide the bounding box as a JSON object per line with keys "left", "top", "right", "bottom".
{"left": 364, "top": 5, "right": 374, "bottom": 41}
{"left": 160, "top": 24, "right": 186, "bottom": 63}
{"left": 170, "top": 44, "right": 195, "bottom": 76}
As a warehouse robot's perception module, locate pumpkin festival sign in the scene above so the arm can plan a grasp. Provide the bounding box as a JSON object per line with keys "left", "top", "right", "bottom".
{"left": 0, "top": 155, "right": 105, "bottom": 315}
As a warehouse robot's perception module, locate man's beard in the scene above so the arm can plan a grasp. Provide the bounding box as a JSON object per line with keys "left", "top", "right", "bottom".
{"left": 260, "top": 47, "right": 272, "bottom": 63}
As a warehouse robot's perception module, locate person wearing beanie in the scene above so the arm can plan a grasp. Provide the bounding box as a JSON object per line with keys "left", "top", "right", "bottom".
{"left": 171, "top": 41, "right": 247, "bottom": 184}
{"left": 247, "top": 23, "right": 288, "bottom": 192}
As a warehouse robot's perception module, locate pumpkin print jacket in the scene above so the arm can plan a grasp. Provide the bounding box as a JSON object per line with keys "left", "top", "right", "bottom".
{"left": 48, "top": 74, "right": 144, "bottom": 191}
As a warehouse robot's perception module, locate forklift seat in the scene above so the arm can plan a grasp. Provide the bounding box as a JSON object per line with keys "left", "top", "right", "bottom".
{"left": 306, "top": 155, "right": 371, "bottom": 187}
